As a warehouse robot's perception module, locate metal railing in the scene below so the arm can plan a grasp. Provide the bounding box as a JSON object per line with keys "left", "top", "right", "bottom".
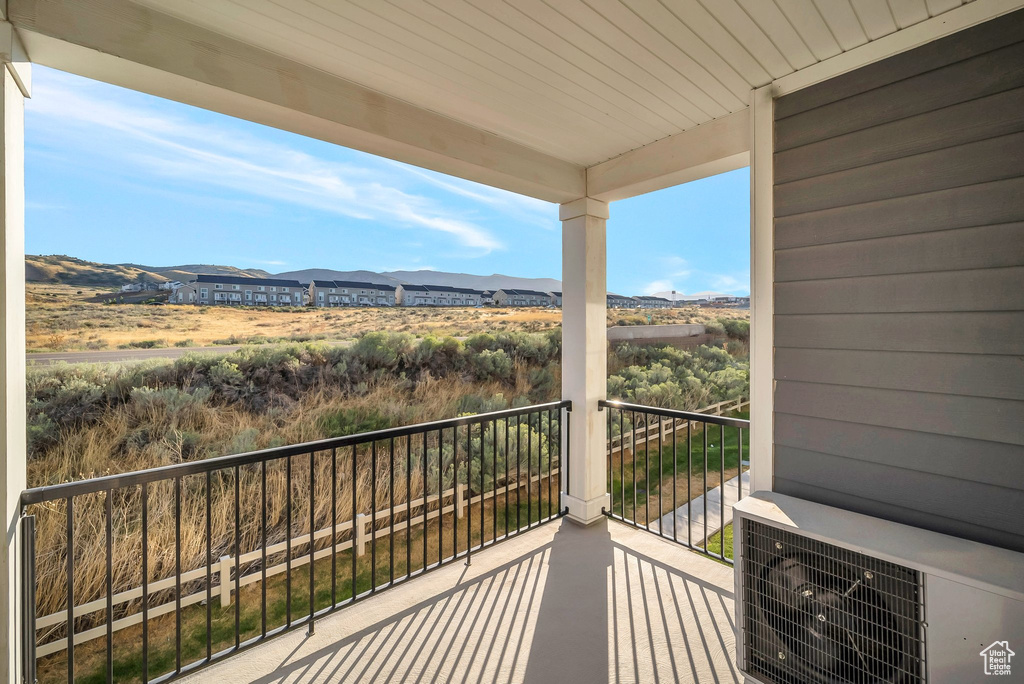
{"left": 600, "top": 399, "right": 749, "bottom": 565}
{"left": 20, "top": 400, "right": 570, "bottom": 684}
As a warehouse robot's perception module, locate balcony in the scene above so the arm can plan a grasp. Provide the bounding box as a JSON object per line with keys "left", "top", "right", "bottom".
{"left": 19, "top": 401, "right": 748, "bottom": 683}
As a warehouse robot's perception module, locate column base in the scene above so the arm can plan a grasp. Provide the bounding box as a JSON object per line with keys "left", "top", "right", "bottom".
{"left": 561, "top": 492, "right": 610, "bottom": 526}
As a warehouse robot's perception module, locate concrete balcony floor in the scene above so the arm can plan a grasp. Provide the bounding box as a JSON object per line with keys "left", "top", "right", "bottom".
{"left": 182, "top": 517, "right": 739, "bottom": 684}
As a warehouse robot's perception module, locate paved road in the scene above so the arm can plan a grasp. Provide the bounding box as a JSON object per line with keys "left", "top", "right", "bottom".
{"left": 27, "top": 345, "right": 242, "bottom": 365}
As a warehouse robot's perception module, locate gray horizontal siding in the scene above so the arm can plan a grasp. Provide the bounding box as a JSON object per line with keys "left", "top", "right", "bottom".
{"left": 775, "top": 447, "right": 1024, "bottom": 535}
{"left": 774, "top": 348, "right": 1024, "bottom": 401}
{"left": 775, "top": 414, "right": 1024, "bottom": 489}
{"left": 775, "top": 267, "right": 1024, "bottom": 314}
{"left": 775, "top": 380, "right": 1024, "bottom": 446}
{"left": 775, "top": 177, "right": 1024, "bottom": 249}
{"left": 773, "top": 9, "right": 1024, "bottom": 552}
{"left": 776, "top": 223, "right": 1024, "bottom": 281}
{"left": 775, "top": 312, "right": 1024, "bottom": 354}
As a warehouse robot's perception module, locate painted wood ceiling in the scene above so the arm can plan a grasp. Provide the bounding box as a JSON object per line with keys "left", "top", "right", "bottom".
{"left": 129, "top": 0, "right": 976, "bottom": 167}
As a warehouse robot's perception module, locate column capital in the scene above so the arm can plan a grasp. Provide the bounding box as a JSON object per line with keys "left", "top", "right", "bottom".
{"left": 559, "top": 196, "right": 609, "bottom": 221}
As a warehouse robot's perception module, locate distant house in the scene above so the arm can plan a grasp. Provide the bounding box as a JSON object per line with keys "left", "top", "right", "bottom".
{"left": 159, "top": 281, "right": 184, "bottom": 291}
{"left": 547, "top": 291, "right": 562, "bottom": 307}
{"left": 174, "top": 274, "right": 305, "bottom": 306}
{"left": 493, "top": 289, "right": 552, "bottom": 306}
{"left": 481, "top": 290, "right": 495, "bottom": 305}
{"left": 606, "top": 293, "right": 635, "bottom": 309}
{"left": 309, "top": 280, "right": 396, "bottom": 307}
{"left": 396, "top": 285, "right": 484, "bottom": 306}
{"left": 634, "top": 296, "right": 672, "bottom": 309}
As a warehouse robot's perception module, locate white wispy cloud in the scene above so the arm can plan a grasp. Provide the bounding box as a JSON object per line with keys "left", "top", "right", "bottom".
{"left": 642, "top": 279, "right": 674, "bottom": 295}
{"left": 641, "top": 255, "right": 748, "bottom": 295}
{"left": 27, "top": 70, "right": 506, "bottom": 255}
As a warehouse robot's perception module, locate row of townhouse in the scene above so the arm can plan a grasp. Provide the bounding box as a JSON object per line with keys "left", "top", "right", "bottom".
{"left": 309, "top": 280, "right": 396, "bottom": 306}
{"left": 396, "top": 284, "right": 486, "bottom": 306}
{"left": 174, "top": 275, "right": 307, "bottom": 306}
{"left": 607, "top": 293, "right": 673, "bottom": 309}
{"left": 492, "top": 288, "right": 555, "bottom": 306}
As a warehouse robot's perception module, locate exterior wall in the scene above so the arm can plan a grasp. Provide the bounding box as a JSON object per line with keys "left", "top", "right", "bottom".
{"left": 772, "top": 9, "right": 1024, "bottom": 552}
{"left": 314, "top": 283, "right": 395, "bottom": 307}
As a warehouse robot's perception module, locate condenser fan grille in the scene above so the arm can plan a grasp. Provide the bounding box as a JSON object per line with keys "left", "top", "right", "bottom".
{"left": 742, "top": 519, "right": 926, "bottom": 684}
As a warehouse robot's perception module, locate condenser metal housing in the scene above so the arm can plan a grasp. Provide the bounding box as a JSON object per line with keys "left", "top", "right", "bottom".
{"left": 734, "top": 492, "right": 1024, "bottom": 684}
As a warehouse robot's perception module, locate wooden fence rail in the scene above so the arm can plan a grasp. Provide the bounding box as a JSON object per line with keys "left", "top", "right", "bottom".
{"left": 36, "top": 468, "right": 559, "bottom": 657}
{"left": 608, "top": 397, "right": 749, "bottom": 456}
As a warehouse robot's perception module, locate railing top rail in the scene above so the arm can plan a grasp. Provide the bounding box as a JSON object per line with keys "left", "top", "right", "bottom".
{"left": 21, "top": 399, "right": 571, "bottom": 506}
{"left": 599, "top": 399, "right": 750, "bottom": 428}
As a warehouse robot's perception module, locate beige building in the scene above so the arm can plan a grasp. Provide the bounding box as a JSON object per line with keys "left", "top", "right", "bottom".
{"left": 309, "top": 280, "right": 396, "bottom": 306}
{"left": 492, "top": 289, "right": 553, "bottom": 306}
{"left": 396, "top": 284, "right": 484, "bottom": 306}
{"left": 173, "top": 275, "right": 306, "bottom": 307}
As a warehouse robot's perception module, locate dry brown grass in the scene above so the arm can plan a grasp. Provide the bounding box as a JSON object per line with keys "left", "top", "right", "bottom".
{"left": 26, "top": 284, "right": 748, "bottom": 352}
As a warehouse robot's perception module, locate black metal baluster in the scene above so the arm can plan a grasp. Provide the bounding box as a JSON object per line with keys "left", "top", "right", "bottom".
{"left": 645, "top": 413, "right": 651, "bottom": 530}
{"left": 406, "top": 434, "right": 412, "bottom": 578}
{"left": 738, "top": 427, "right": 744, "bottom": 500}
{"left": 351, "top": 445, "right": 357, "bottom": 602}
{"left": 687, "top": 419, "right": 692, "bottom": 549}
{"left": 607, "top": 408, "right": 612, "bottom": 515}
{"left": 516, "top": 416, "right": 521, "bottom": 531}
{"left": 105, "top": 488, "right": 113, "bottom": 684}
{"left": 480, "top": 422, "right": 486, "bottom": 547}
{"left": 505, "top": 417, "right": 510, "bottom": 535}
{"left": 438, "top": 431, "right": 443, "bottom": 568}
{"left": 720, "top": 423, "right": 725, "bottom": 559}
{"left": 619, "top": 409, "right": 624, "bottom": 520}
{"left": 371, "top": 441, "right": 377, "bottom": 592}
{"left": 389, "top": 437, "right": 395, "bottom": 586}
{"left": 451, "top": 428, "right": 457, "bottom": 561}
{"left": 142, "top": 483, "right": 149, "bottom": 681}
{"left": 658, "top": 415, "right": 664, "bottom": 537}
{"left": 423, "top": 431, "right": 428, "bottom": 573}
{"left": 672, "top": 420, "right": 678, "bottom": 544}
{"left": 703, "top": 422, "right": 708, "bottom": 551}
{"left": 235, "top": 466, "right": 241, "bottom": 648}
{"left": 261, "top": 461, "right": 267, "bottom": 638}
{"left": 527, "top": 414, "right": 532, "bottom": 528}
{"left": 466, "top": 423, "right": 472, "bottom": 565}
{"left": 175, "top": 476, "right": 182, "bottom": 673}
{"left": 205, "top": 472, "right": 212, "bottom": 661}
{"left": 561, "top": 408, "right": 566, "bottom": 512}
{"left": 631, "top": 411, "right": 637, "bottom": 527}
{"left": 309, "top": 451, "right": 316, "bottom": 633}
{"left": 547, "top": 409, "right": 553, "bottom": 520}
{"left": 566, "top": 408, "right": 571, "bottom": 503}
{"left": 287, "top": 455, "right": 293, "bottom": 626}
{"left": 331, "top": 448, "right": 337, "bottom": 608}
{"left": 66, "top": 496, "right": 74, "bottom": 684}
{"left": 492, "top": 419, "right": 497, "bottom": 543}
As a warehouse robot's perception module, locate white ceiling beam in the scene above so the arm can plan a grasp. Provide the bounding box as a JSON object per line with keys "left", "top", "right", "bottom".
{"left": 8, "top": 0, "right": 584, "bottom": 203}
{"left": 586, "top": 109, "right": 750, "bottom": 203}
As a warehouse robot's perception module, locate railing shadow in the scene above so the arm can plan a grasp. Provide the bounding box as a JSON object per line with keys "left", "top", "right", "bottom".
{"left": 239, "top": 519, "right": 738, "bottom": 683}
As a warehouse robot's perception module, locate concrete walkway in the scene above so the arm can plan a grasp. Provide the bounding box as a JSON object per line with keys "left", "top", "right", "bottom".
{"left": 180, "top": 518, "right": 739, "bottom": 684}
{"left": 653, "top": 469, "right": 750, "bottom": 546}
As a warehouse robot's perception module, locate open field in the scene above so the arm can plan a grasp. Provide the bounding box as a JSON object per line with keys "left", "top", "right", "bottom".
{"left": 26, "top": 283, "right": 749, "bottom": 352}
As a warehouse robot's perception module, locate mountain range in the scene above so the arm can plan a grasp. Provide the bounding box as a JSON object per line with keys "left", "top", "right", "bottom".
{"left": 26, "top": 255, "right": 562, "bottom": 292}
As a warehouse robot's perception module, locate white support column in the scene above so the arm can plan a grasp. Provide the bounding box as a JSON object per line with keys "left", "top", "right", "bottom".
{"left": 560, "top": 197, "right": 610, "bottom": 525}
{"left": 0, "top": 27, "right": 28, "bottom": 682}
{"left": 749, "top": 85, "right": 775, "bottom": 494}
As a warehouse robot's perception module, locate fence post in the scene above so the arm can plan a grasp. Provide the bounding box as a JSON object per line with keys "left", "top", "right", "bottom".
{"left": 219, "top": 556, "right": 233, "bottom": 608}
{"left": 455, "top": 484, "right": 466, "bottom": 519}
{"left": 354, "top": 514, "right": 368, "bottom": 557}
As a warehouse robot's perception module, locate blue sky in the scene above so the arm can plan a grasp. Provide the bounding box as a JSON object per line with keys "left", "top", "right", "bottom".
{"left": 26, "top": 66, "right": 749, "bottom": 296}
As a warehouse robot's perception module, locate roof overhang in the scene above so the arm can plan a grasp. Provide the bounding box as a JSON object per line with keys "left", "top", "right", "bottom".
{"left": 8, "top": 0, "right": 1024, "bottom": 204}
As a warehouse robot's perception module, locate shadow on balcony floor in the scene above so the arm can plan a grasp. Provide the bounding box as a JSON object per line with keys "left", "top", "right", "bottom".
{"left": 182, "top": 518, "right": 739, "bottom": 683}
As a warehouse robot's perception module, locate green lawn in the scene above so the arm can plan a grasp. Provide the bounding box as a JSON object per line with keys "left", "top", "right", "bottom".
{"left": 609, "top": 411, "right": 749, "bottom": 526}
{"left": 42, "top": 486, "right": 556, "bottom": 684}
{"left": 702, "top": 523, "right": 734, "bottom": 565}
